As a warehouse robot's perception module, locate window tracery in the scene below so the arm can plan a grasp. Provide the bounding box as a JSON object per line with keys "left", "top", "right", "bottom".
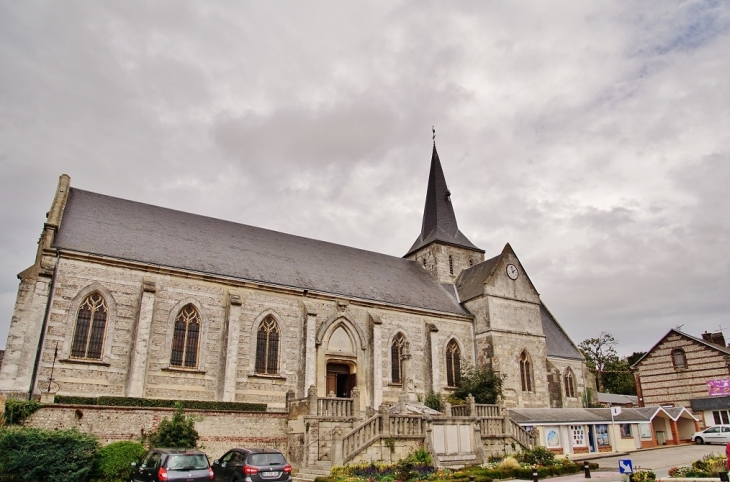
{"left": 71, "top": 292, "right": 108, "bottom": 360}
{"left": 564, "top": 368, "right": 576, "bottom": 398}
{"left": 255, "top": 316, "right": 280, "bottom": 375}
{"left": 520, "top": 351, "right": 533, "bottom": 392}
{"left": 170, "top": 304, "right": 200, "bottom": 368}
{"left": 446, "top": 339, "right": 461, "bottom": 387}
{"left": 391, "top": 333, "right": 406, "bottom": 383}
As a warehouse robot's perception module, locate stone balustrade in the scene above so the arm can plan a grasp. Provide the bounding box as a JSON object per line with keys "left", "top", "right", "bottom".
{"left": 317, "top": 397, "right": 353, "bottom": 417}
{"left": 389, "top": 415, "right": 424, "bottom": 436}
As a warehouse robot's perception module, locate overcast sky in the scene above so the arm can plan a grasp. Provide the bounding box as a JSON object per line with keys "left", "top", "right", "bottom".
{"left": 1, "top": 1, "right": 728, "bottom": 356}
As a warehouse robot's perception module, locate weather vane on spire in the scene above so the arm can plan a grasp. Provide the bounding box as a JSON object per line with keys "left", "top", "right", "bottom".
{"left": 432, "top": 126, "right": 436, "bottom": 145}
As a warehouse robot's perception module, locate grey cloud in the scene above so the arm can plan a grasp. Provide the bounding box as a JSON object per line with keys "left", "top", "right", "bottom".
{"left": 0, "top": 1, "right": 729, "bottom": 358}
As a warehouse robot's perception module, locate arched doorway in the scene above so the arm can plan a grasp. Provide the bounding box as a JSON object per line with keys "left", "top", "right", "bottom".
{"left": 326, "top": 362, "right": 356, "bottom": 398}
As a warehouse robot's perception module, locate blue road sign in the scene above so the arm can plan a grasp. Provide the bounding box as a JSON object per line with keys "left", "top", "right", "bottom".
{"left": 619, "top": 460, "right": 633, "bottom": 474}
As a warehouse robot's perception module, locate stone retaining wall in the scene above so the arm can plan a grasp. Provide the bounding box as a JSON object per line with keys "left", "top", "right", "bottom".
{"left": 24, "top": 404, "right": 288, "bottom": 461}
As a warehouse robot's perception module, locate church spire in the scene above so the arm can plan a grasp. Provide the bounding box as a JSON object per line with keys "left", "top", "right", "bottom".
{"left": 405, "top": 143, "right": 482, "bottom": 257}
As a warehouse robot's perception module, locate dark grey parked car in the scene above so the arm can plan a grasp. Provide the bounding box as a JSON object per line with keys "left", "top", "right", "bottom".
{"left": 130, "top": 449, "right": 213, "bottom": 481}
{"left": 212, "top": 448, "right": 292, "bottom": 482}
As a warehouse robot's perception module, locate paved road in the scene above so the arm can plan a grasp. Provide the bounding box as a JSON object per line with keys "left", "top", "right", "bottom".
{"left": 550, "top": 444, "right": 727, "bottom": 482}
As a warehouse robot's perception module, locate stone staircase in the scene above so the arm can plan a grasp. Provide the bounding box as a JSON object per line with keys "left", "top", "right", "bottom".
{"left": 294, "top": 461, "right": 332, "bottom": 482}
{"left": 288, "top": 391, "right": 536, "bottom": 474}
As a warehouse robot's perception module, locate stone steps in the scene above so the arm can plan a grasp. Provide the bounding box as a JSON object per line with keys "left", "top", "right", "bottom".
{"left": 294, "top": 462, "right": 332, "bottom": 482}
{"left": 436, "top": 453, "right": 478, "bottom": 469}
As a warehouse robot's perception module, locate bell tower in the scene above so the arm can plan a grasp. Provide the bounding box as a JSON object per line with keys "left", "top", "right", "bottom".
{"left": 404, "top": 143, "right": 485, "bottom": 283}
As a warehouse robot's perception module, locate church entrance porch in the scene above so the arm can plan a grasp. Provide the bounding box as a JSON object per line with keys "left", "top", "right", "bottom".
{"left": 326, "top": 362, "right": 356, "bottom": 398}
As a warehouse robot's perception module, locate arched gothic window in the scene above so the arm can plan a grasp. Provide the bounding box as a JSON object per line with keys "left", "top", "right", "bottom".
{"left": 255, "top": 316, "right": 280, "bottom": 375}
{"left": 170, "top": 304, "right": 200, "bottom": 368}
{"left": 391, "top": 333, "right": 406, "bottom": 383}
{"left": 446, "top": 339, "right": 461, "bottom": 387}
{"left": 672, "top": 349, "right": 687, "bottom": 369}
{"left": 564, "top": 369, "right": 576, "bottom": 398}
{"left": 520, "top": 351, "right": 533, "bottom": 392}
{"left": 71, "top": 292, "right": 108, "bottom": 360}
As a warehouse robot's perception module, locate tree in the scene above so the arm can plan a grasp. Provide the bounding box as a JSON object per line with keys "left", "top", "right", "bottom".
{"left": 601, "top": 358, "right": 636, "bottom": 395}
{"left": 627, "top": 351, "right": 646, "bottom": 366}
{"left": 452, "top": 363, "right": 504, "bottom": 404}
{"left": 148, "top": 404, "right": 199, "bottom": 449}
{"left": 600, "top": 351, "right": 647, "bottom": 395}
{"left": 579, "top": 332, "right": 619, "bottom": 392}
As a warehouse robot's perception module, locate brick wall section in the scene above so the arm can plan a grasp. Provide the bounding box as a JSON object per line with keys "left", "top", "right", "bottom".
{"left": 25, "top": 405, "right": 288, "bottom": 461}
{"left": 634, "top": 332, "right": 730, "bottom": 412}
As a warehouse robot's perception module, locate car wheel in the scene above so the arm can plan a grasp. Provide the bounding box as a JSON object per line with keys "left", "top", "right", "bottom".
{"left": 695, "top": 437, "right": 704, "bottom": 444}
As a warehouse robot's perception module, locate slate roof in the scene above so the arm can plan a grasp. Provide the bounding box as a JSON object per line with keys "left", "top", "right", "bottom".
{"left": 509, "top": 407, "right": 650, "bottom": 424}
{"left": 54, "top": 189, "right": 470, "bottom": 316}
{"left": 405, "top": 145, "right": 482, "bottom": 256}
{"left": 691, "top": 396, "right": 730, "bottom": 412}
{"left": 596, "top": 392, "right": 638, "bottom": 405}
{"left": 454, "top": 255, "right": 500, "bottom": 302}
{"left": 541, "top": 305, "right": 584, "bottom": 361}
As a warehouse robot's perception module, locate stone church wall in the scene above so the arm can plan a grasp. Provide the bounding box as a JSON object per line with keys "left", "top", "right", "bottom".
{"left": 474, "top": 331, "right": 548, "bottom": 407}
{"left": 24, "top": 404, "right": 287, "bottom": 461}
{"left": 545, "top": 358, "right": 585, "bottom": 408}
{"left": 29, "top": 254, "right": 477, "bottom": 411}
{"left": 406, "top": 244, "right": 485, "bottom": 285}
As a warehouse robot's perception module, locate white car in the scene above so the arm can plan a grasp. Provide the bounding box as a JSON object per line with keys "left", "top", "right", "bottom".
{"left": 692, "top": 425, "right": 730, "bottom": 444}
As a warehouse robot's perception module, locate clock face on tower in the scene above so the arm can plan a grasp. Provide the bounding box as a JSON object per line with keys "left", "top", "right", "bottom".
{"left": 506, "top": 264, "right": 519, "bottom": 280}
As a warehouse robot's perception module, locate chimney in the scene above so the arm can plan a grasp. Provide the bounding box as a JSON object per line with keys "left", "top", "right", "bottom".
{"left": 702, "top": 331, "right": 726, "bottom": 347}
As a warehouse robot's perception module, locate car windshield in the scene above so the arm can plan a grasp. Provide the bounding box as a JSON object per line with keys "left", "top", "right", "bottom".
{"left": 166, "top": 454, "right": 209, "bottom": 471}
{"left": 249, "top": 453, "right": 286, "bottom": 466}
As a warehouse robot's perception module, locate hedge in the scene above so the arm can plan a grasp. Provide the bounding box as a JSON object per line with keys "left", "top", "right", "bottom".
{"left": 54, "top": 396, "right": 266, "bottom": 412}
{"left": 0, "top": 428, "right": 99, "bottom": 482}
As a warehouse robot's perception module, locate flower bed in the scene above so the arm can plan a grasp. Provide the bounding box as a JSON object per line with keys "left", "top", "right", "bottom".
{"left": 321, "top": 447, "right": 598, "bottom": 482}
{"left": 667, "top": 453, "right": 727, "bottom": 479}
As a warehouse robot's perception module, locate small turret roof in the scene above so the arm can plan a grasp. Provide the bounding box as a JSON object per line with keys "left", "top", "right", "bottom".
{"left": 405, "top": 145, "right": 482, "bottom": 257}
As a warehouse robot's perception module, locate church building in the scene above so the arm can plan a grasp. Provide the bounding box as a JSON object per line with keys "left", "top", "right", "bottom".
{"left": 0, "top": 145, "right": 586, "bottom": 411}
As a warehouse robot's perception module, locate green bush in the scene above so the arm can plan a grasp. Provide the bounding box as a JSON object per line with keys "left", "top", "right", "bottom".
{"left": 424, "top": 391, "right": 442, "bottom": 412}
{"left": 0, "top": 428, "right": 99, "bottom": 482}
{"left": 3, "top": 399, "right": 42, "bottom": 425}
{"left": 54, "top": 395, "right": 266, "bottom": 412}
{"left": 93, "top": 441, "right": 147, "bottom": 482}
{"left": 514, "top": 446, "right": 555, "bottom": 466}
{"left": 452, "top": 363, "right": 504, "bottom": 404}
{"left": 148, "top": 404, "right": 199, "bottom": 448}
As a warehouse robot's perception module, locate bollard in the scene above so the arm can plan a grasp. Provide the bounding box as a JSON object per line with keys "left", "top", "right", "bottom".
{"left": 470, "top": 476, "right": 475, "bottom": 482}
{"left": 584, "top": 461, "right": 591, "bottom": 479}
{"left": 532, "top": 468, "right": 539, "bottom": 482}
